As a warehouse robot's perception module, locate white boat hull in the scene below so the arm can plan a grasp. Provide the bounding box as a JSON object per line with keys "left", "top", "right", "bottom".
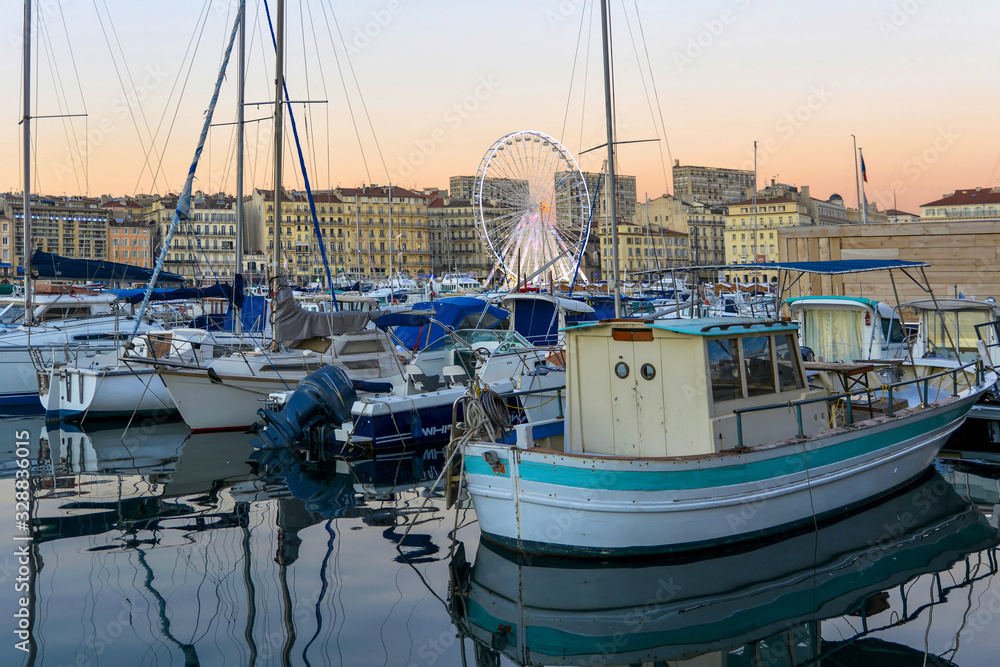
{"left": 464, "top": 390, "right": 985, "bottom": 556}
{"left": 43, "top": 366, "right": 176, "bottom": 421}
{"left": 0, "top": 315, "right": 149, "bottom": 407}
{"left": 159, "top": 368, "right": 299, "bottom": 432}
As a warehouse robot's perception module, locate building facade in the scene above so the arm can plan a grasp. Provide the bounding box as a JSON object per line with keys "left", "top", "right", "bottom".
{"left": 108, "top": 217, "right": 154, "bottom": 269}
{"left": 145, "top": 194, "right": 238, "bottom": 283}
{"left": 672, "top": 161, "right": 756, "bottom": 207}
{"left": 724, "top": 196, "right": 810, "bottom": 283}
{"left": 0, "top": 193, "right": 110, "bottom": 276}
{"left": 245, "top": 186, "right": 434, "bottom": 285}
{"left": 919, "top": 188, "right": 1000, "bottom": 222}
{"left": 597, "top": 219, "right": 688, "bottom": 278}
{"left": 429, "top": 198, "right": 493, "bottom": 279}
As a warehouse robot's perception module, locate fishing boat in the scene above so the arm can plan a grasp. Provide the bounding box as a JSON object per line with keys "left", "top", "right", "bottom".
{"left": 461, "top": 314, "right": 997, "bottom": 556}
{"left": 450, "top": 471, "right": 1000, "bottom": 665}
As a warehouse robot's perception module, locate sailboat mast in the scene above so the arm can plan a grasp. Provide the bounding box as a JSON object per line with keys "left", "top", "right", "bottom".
{"left": 234, "top": 0, "right": 245, "bottom": 334}
{"left": 22, "top": 0, "right": 32, "bottom": 325}
{"left": 387, "top": 183, "right": 394, "bottom": 301}
{"left": 271, "top": 0, "right": 284, "bottom": 350}
{"left": 600, "top": 0, "right": 621, "bottom": 318}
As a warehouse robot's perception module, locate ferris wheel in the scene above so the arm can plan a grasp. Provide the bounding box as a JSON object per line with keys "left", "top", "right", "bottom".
{"left": 473, "top": 131, "right": 591, "bottom": 286}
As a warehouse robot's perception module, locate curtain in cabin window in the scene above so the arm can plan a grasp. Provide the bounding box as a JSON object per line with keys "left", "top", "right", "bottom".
{"left": 804, "top": 309, "right": 863, "bottom": 363}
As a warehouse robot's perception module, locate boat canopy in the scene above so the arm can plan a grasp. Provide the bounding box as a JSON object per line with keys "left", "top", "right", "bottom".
{"left": 387, "top": 296, "right": 509, "bottom": 351}
{"left": 31, "top": 250, "right": 186, "bottom": 284}
{"left": 902, "top": 298, "right": 1000, "bottom": 314}
{"left": 685, "top": 260, "right": 931, "bottom": 275}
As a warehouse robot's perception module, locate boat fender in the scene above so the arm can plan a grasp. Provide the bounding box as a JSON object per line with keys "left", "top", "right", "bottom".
{"left": 409, "top": 410, "right": 423, "bottom": 440}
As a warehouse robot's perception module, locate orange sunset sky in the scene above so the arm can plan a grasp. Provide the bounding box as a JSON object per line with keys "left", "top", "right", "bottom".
{"left": 2, "top": 0, "right": 998, "bottom": 214}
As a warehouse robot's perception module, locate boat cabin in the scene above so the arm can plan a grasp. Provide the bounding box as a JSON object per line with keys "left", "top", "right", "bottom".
{"left": 565, "top": 318, "right": 825, "bottom": 456}
{"left": 904, "top": 298, "right": 1000, "bottom": 365}
{"left": 436, "top": 274, "right": 484, "bottom": 294}
{"left": 785, "top": 296, "right": 906, "bottom": 363}
{"left": 0, "top": 292, "right": 118, "bottom": 328}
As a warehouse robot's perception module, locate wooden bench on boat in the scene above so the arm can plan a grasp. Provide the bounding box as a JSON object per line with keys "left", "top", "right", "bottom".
{"left": 803, "top": 361, "right": 875, "bottom": 394}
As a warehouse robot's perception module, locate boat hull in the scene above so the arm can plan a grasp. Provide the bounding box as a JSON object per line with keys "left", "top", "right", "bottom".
{"left": 43, "top": 366, "right": 176, "bottom": 421}
{"left": 159, "top": 368, "right": 299, "bottom": 432}
{"left": 464, "top": 391, "right": 982, "bottom": 556}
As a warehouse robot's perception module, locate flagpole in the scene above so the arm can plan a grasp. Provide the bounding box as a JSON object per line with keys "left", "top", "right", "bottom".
{"left": 851, "top": 134, "right": 862, "bottom": 224}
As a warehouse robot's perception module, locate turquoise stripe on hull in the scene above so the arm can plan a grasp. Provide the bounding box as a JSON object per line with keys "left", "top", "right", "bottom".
{"left": 510, "top": 401, "right": 970, "bottom": 493}
{"left": 479, "top": 468, "right": 941, "bottom": 557}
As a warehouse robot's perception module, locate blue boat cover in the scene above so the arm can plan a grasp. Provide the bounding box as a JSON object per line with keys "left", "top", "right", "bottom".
{"left": 511, "top": 298, "right": 560, "bottom": 346}
{"left": 390, "top": 297, "right": 509, "bottom": 351}
{"left": 112, "top": 275, "right": 244, "bottom": 308}
{"left": 375, "top": 312, "right": 431, "bottom": 329}
{"left": 31, "top": 250, "right": 186, "bottom": 284}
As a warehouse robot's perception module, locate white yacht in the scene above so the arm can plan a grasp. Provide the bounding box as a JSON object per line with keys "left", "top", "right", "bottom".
{"left": 0, "top": 290, "right": 158, "bottom": 408}
{"left": 39, "top": 327, "right": 261, "bottom": 421}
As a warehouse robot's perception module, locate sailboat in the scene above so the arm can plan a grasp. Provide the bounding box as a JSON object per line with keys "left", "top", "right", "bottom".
{"left": 0, "top": 3, "right": 189, "bottom": 410}
{"left": 153, "top": 0, "right": 393, "bottom": 432}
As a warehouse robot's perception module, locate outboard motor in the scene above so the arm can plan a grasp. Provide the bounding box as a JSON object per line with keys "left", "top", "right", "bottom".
{"left": 256, "top": 365, "right": 358, "bottom": 449}
{"left": 800, "top": 346, "right": 815, "bottom": 362}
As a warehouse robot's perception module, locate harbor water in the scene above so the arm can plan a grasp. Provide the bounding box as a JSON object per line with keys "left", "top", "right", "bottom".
{"left": 2, "top": 413, "right": 999, "bottom": 666}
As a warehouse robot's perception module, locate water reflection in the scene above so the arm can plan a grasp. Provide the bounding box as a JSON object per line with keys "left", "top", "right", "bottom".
{"left": 449, "top": 472, "right": 1000, "bottom": 666}
{"left": 6, "top": 414, "right": 1000, "bottom": 667}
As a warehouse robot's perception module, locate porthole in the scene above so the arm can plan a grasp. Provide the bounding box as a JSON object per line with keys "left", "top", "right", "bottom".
{"left": 614, "top": 362, "right": 630, "bottom": 379}
{"left": 641, "top": 363, "right": 656, "bottom": 380}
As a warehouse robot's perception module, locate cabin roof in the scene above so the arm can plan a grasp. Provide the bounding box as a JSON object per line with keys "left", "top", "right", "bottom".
{"left": 565, "top": 317, "right": 798, "bottom": 337}
{"left": 902, "top": 298, "right": 1000, "bottom": 314}
{"left": 650, "top": 318, "right": 798, "bottom": 337}
{"left": 786, "top": 295, "right": 879, "bottom": 310}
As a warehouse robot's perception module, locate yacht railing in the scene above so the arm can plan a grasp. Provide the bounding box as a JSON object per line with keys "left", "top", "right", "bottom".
{"left": 733, "top": 360, "right": 984, "bottom": 448}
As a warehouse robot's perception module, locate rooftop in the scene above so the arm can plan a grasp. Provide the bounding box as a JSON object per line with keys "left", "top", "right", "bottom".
{"left": 921, "top": 188, "right": 1000, "bottom": 207}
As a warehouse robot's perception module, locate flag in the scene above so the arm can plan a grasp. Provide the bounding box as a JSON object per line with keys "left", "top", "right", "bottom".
{"left": 861, "top": 155, "right": 868, "bottom": 183}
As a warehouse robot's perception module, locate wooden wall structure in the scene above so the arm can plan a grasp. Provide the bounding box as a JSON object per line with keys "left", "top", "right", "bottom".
{"left": 778, "top": 221, "right": 1000, "bottom": 306}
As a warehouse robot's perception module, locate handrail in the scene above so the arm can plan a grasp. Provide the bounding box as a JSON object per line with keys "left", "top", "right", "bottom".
{"left": 733, "top": 359, "right": 984, "bottom": 448}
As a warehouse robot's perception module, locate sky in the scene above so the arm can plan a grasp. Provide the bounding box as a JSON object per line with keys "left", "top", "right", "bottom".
{"left": 2, "top": 0, "right": 999, "bottom": 214}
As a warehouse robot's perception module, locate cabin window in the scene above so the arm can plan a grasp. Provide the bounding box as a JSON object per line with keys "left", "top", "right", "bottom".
{"left": 708, "top": 338, "right": 742, "bottom": 402}
{"left": 742, "top": 336, "right": 776, "bottom": 397}
{"left": 880, "top": 317, "right": 905, "bottom": 344}
{"left": 340, "top": 340, "right": 386, "bottom": 354}
{"left": 774, "top": 334, "right": 804, "bottom": 391}
{"left": 640, "top": 363, "right": 656, "bottom": 380}
{"left": 614, "top": 362, "right": 630, "bottom": 379}
{"left": 928, "top": 311, "right": 991, "bottom": 361}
